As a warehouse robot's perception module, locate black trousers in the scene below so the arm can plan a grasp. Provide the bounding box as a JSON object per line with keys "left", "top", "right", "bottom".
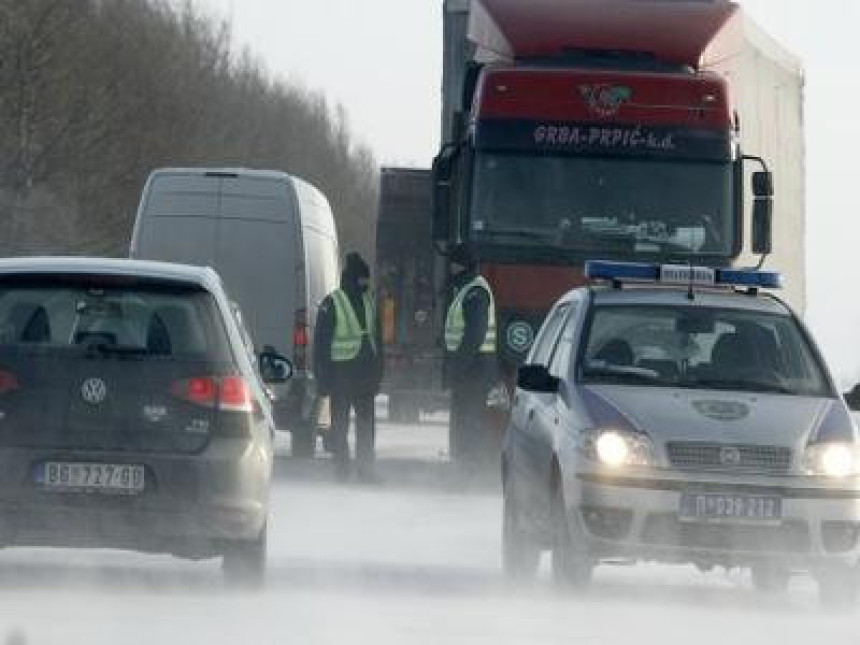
{"left": 449, "top": 377, "right": 492, "bottom": 462}
{"left": 330, "top": 390, "right": 376, "bottom": 470}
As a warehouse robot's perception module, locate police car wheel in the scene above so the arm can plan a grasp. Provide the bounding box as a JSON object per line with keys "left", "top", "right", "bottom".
{"left": 817, "top": 566, "right": 860, "bottom": 610}
{"left": 750, "top": 563, "right": 791, "bottom": 594}
{"left": 550, "top": 487, "right": 593, "bottom": 588}
{"left": 222, "top": 524, "right": 267, "bottom": 589}
{"left": 502, "top": 490, "right": 540, "bottom": 580}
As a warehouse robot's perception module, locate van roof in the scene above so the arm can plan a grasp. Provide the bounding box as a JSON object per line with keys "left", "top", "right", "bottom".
{"left": 148, "top": 167, "right": 294, "bottom": 182}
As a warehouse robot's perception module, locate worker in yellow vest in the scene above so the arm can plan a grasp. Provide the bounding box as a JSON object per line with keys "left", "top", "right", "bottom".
{"left": 314, "top": 253, "right": 383, "bottom": 481}
{"left": 443, "top": 248, "right": 498, "bottom": 462}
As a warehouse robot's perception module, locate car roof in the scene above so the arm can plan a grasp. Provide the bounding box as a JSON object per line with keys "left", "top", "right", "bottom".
{"left": 585, "top": 285, "right": 793, "bottom": 315}
{"left": 0, "top": 257, "right": 223, "bottom": 292}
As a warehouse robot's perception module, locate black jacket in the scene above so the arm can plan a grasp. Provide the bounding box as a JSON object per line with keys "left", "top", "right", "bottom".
{"left": 314, "top": 285, "right": 383, "bottom": 397}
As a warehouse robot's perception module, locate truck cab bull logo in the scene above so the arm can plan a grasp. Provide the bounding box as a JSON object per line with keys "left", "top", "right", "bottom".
{"left": 579, "top": 84, "right": 633, "bottom": 118}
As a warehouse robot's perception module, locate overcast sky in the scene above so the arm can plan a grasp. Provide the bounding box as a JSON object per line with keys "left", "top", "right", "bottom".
{"left": 193, "top": 0, "right": 860, "bottom": 385}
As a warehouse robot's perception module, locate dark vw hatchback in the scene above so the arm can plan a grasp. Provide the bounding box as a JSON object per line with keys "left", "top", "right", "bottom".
{"left": 0, "top": 258, "right": 288, "bottom": 585}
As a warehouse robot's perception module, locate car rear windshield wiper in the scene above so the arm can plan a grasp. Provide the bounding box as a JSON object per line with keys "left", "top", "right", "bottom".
{"left": 80, "top": 343, "right": 153, "bottom": 360}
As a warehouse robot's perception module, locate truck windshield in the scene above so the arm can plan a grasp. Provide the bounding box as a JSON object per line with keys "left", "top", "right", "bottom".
{"left": 470, "top": 153, "right": 735, "bottom": 258}
{"left": 581, "top": 305, "right": 830, "bottom": 397}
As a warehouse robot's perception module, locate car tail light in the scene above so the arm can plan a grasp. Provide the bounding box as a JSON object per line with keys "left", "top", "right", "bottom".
{"left": 293, "top": 308, "right": 308, "bottom": 371}
{"left": 172, "top": 375, "right": 253, "bottom": 413}
{"left": 0, "top": 370, "right": 18, "bottom": 394}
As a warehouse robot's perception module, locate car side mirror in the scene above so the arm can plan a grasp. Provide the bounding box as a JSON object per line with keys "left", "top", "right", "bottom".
{"left": 517, "top": 364, "right": 560, "bottom": 394}
{"left": 752, "top": 197, "right": 773, "bottom": 255}
{"left": 845, "top": 384, "right": 860, "bottom": 412}
{"left": 259, "top": 352, "right": 293, "bottom": 384}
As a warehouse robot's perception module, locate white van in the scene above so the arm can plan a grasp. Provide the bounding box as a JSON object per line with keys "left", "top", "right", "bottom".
{"left": 130, "top": 168, "right": 340, "bottom": 456}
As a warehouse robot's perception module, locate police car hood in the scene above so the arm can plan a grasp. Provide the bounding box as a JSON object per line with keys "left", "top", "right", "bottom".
{"left": 582, "top": 385, "right": 853, "bottom": 447}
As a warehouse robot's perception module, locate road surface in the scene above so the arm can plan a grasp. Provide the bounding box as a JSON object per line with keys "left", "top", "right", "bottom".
{"left": 0, "top": 415, "right": 855, "bottom": 645}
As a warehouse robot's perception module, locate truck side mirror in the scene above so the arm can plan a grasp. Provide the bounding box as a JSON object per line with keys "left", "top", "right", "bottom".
{"left": 752, "top": 171, "right": 774, "bottom": 198}
{"left": 752, "top": 197, "right": 773, "bottom": 255}
{"left": 845, "top": 384, "right": 860, "bottom": 412}
{"left": 432, "top": 146, "right": 458, "bottom": 243}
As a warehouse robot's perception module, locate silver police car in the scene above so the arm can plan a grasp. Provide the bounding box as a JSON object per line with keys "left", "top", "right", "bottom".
{"left": 503, "top": 261, "right": 860, "bottom": 606}
{"left": 0, "top": 258, "right": 291, "bottom": 586}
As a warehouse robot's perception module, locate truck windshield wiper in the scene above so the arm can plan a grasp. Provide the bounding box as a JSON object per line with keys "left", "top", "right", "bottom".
{"left": 477, "top": 228, "right": 550, "bottom": 241}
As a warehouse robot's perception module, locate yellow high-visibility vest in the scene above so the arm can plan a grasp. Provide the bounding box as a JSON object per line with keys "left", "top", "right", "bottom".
{"left": 331, "top": 289, "right": 377, "bottom": 362}
{"left": 444, "top": 276, "right": 496, "bottom": 354}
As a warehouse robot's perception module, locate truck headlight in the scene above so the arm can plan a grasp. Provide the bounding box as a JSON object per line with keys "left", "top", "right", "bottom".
{"left": 803, "top": 443, "right": 860, "bottom": 478}
{"left": 582, "top": 429, "right": 655, "bottom": 468}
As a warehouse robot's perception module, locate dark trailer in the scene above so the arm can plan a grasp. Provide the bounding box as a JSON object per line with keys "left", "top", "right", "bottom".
{"left": 375, "top": 168, "right": 447, "bottom": 423}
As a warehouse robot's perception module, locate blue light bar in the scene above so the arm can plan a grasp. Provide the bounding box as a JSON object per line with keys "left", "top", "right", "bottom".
{"left": 585, "top": 260, "right": 783, "bottom": 290}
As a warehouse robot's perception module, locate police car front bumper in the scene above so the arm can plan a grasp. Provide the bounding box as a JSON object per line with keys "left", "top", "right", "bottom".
{"left": 568, "top": 468, "right": 860, "bottom": 569}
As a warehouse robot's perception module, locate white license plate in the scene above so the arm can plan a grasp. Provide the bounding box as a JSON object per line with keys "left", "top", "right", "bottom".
{"left": 40, "top": 462, "right": 145, "bottom": 494}
{"left": 680, "top": 493, "right": 782, "bottom": 523}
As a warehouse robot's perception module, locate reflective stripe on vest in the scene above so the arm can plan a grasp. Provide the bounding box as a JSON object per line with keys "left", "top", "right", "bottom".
{"left": 444, "top": 276, "right": 496, "bottom": 353}
{"left": 330, "top": 289, "right": 377, "bottom": 362}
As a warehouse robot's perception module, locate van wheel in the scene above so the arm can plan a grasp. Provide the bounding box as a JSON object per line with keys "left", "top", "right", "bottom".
{"left": 291, "top": 423, "right": 316, "bottom": 458}
{"left": 223, "top": 524, "right": 267, "bottom": 589}
{"left": 389, "top": 396, "right": 420, "bottom": 425}
{"left": 551, "top": 487, "right": 593, "bottom": 589}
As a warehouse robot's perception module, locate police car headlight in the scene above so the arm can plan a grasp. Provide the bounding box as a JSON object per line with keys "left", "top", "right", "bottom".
{"left": 582, "top": 429, "right": 655, "bottom": 468}
{"left": 802, "top": 443, "right": 860, "bottom": 479}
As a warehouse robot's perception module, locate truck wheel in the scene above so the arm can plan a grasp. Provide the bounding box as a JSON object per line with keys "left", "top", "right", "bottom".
{"left": 290, "top": 423, "right": 316, "bottom": 458}
{"left": 817, "top": 566, "right": 860, "bottom": 610}
{"left": 222, "top": 524, "right": 267, "bottom": 589}
{"left": 751, "top": 563, "right": 791, "bottom": 594}
{"left": 551, "top": 487, "right": 593, "bottom": 589}
{"left": 388, "top": 396, "right": 420, "bottom": 425}
{"left": 502, "top": 487, "right": 540, "bottom": 580}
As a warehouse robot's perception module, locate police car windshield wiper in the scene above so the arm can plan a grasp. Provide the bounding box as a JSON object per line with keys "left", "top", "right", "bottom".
{"left": 583, "top": 364, "right": 661, "bottom": 385}
{"left": 689, "top": 377, "right": 794, "bottom": 395}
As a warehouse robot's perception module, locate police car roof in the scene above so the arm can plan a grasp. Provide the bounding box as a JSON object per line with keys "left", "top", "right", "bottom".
{"left": 587, "top": 284, "right": 793, "bottom": 315}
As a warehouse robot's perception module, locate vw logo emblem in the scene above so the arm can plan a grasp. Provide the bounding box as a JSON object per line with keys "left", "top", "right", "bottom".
{"left": 506, "top": 321, "right": 535, "bottom": 354}
{"left": 81, "top": 378, "right": 107, "bottom": 405}
{"left": 719, "top": 446, "right": 742, "bottom": 467}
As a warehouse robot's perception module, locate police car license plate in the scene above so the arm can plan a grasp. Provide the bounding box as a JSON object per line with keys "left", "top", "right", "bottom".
{"left": 679, "top": 493, "right": 782, "bottom": 523}
{"left": 38, "top": 462, "right": 145, "bottom": 494}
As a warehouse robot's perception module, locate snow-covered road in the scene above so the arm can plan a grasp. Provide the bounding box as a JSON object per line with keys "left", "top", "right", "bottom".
{"left": 0, "top": 419, "right": 855, "bottom": 644}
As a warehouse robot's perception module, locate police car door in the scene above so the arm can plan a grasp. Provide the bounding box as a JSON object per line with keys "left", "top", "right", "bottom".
{"left": 509, "top": 300, "right": 574, "bottom": 514}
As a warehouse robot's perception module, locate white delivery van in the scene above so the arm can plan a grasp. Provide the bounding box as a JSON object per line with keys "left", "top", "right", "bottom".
{"left": 130, "top": 168, "right": 340, "bottom": 457}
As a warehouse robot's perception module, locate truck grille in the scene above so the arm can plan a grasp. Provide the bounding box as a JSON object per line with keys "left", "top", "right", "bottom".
{"left": 666, "top": 442, "right": 792, "bottom": 474}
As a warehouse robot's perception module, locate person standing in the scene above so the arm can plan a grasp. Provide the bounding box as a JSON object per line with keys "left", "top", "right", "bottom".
{"left": 443, "top": 249, "right": 498, "bottom": 462}
{"left": 314, "top": 252, "right": 383, "bottom": 481}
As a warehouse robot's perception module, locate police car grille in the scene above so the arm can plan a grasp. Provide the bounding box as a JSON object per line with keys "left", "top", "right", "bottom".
{"left": 666, "top": 443, "right": 792, "bottom": 473}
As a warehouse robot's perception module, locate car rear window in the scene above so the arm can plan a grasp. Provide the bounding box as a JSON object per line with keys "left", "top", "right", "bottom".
{"left": 0, "top": 278, "right": 232, "bottom": 362}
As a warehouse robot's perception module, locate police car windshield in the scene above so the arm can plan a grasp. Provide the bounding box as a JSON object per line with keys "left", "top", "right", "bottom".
{"left": 581, "top": 305, "right": 830, "bottom": 397}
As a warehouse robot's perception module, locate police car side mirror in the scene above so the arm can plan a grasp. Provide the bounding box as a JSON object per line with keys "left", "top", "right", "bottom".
{"left": 517, "top": 364, "right": 560, "bottom": 394}
{"left": 844, "top": 384, "right": 860, "bottom": 412}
